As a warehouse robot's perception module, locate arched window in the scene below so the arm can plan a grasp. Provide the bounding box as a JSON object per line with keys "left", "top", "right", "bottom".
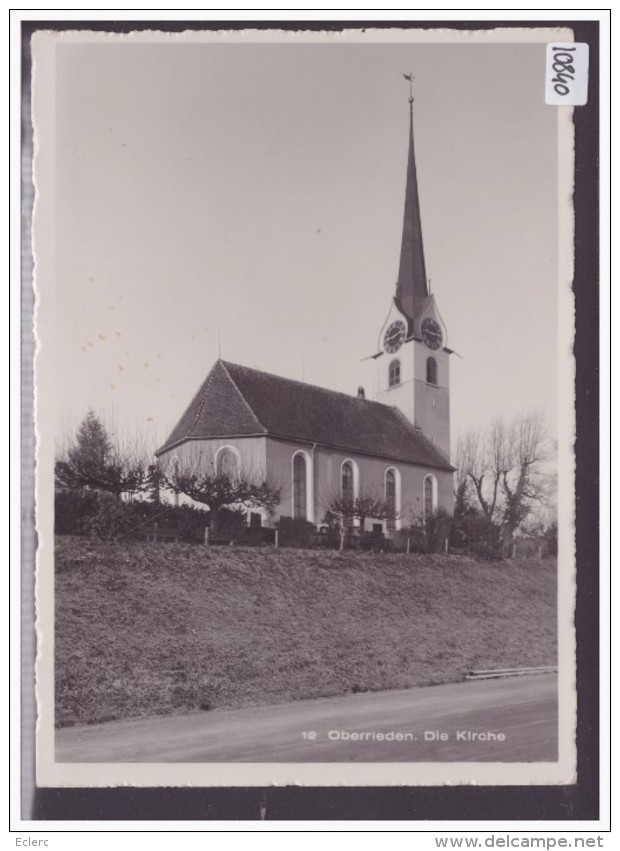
{"left": 385, "top": 468, "right": 400, "bottom": 531}
{"left": 426, "top": 357, "right": 438, "bottom": 385}
{"left": 341, "top": 460, "right": 356, "bottom": 527}
{"left": 424, "top": 475, "right": 437, "bottom": 519}
{"left": 389, "top": 359, "right": 401, "bottom": 388}
{"left": 292, "top": 453, "right": 307, "bottom": 520}
{"left": 216, "top": 446, "right": 239, "bottom": 478}
{"left": 341, "top": 461, "right": 354, "bottom": 504}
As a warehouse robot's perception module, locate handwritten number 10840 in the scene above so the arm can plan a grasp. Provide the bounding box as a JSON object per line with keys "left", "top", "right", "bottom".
{"left": 551, "top": 46, "right": 577, "bottom": 96}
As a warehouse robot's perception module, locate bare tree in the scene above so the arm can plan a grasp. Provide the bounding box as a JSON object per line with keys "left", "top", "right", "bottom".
{"left": 498, "top": 410, "right": 550, "bottom": 553}
{"left": 458, "top": 410, "right": 552, "bottom": 556}
{"left": 165, "top": 456, "right": 281, "bottom": 533}
{"left": 145, "top": 461, "right": 165, "bottom": 505}
{"left": 55, "top": 410, "right": 150, "bottom": 500}
{"left": 458, "top": 424, "right": 503, "bottom": 522}
{"left": 324, "top": 489, "right": 400, "bottom": 532}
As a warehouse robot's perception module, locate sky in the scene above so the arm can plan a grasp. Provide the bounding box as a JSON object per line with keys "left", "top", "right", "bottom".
{"left": 42, "top": 33, "right": 562, "bottom": 455}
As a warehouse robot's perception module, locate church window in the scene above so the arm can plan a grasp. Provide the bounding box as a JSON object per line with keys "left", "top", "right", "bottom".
{"left": 389, "top": 359, "right": 401, "bottom": 388}
{"left": 385, "top": 468, "right": 400, "bottom": 531}
{"left": 341, "top": 461, "right": 354, "bottom": 504}
{"left": 424, "top": 475, "right": 437, "bottom": 519}
{"left": 216, "top": 446, "right": 240, "bottom": 478}
{"left": 426, "top": 357, "right": 438, "bottom": 385}
{"left": 292, "top": 453, "right": 307, "bottom": 520}
{"left": 341, "top": 460, "right": 357, "bottom": 527}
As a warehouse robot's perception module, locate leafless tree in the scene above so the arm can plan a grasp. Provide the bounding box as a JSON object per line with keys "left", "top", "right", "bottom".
{"left": 165, "top": 455, "right": 281, "bottom": 533}
{"left": 324, "top": 488, "right": 400, "bottom": 532}
{"left": 458, "top": 410, "right": 553, "bottom": 556}
{"left": 55, "top": 410, "right": 151, "bottom": 500}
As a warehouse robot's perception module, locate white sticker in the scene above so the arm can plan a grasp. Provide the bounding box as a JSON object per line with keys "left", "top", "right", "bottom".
{"left": 546, "top": 43, "right": 589, "bottom": 105}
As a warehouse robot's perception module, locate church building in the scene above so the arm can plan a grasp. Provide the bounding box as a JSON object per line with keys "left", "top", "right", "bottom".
{"left": 156, "top": 91, "right": 455, "bottom": 531}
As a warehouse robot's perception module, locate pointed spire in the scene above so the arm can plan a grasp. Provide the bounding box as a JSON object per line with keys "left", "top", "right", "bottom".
{"left": 395, "top": 86, "right": 429, "bottom": 319}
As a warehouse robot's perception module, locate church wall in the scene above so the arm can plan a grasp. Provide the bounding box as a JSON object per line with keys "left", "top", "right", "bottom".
{"left": 435, "top": 467, "right": 455, "bottom": 517}
{"left": 157, "top": 436, "right": 453, "bottom": 529}
{"left": 314, "top": 448, "right": 453, "bottom": 528}
{"left": 375, "top": 339, "right": 451, "bottom": 461}
{"left": 265, "top": 437, "right": 454, "bottom": 530}
{"left": 413, "top": 382, "right": 451, "bottom": 462}
{"left": 156, "top": 436, "right": 269, "bottom": 516}
{"left": 375, "top": 342, "right": 416, "bottom": 423}
{"left": 415, "top": 344, "right": 449, "bottom": 385}
{"left": 265, "top": 437, "right": 305, "bottom": 520}
{"left": 157, "top": 436, "right": 267, "bottom": 477}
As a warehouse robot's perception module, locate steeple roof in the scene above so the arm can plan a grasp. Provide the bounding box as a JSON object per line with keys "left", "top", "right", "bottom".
{"left": 395, "top": 98, "right": 429, "bottom": 321}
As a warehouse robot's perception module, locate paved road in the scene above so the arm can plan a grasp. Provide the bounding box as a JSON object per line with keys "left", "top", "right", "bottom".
{"left": 56, "top": 674, "right": 557, "bottom": 763}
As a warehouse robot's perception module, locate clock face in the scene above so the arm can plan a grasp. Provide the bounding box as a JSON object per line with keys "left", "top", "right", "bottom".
{"left": 383, "top": 320, "right": 406, "bottom": 353}
{"left": 421, "top": 317, "right": 443, "bottom": 350}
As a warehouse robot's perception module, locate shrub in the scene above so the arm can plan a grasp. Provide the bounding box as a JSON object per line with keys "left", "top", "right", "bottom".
{"left": 277, "top": 516, "right": 314, "bottom": 548}
{"left": 54, "top": 489, "right": 100, "bottom": 535}
{"left": 216, "top": 506, "right": 248, "bottom": 537}
{"left": 425, "top": 509, "right": 453, "bottom": 553}
{"left": 359, "top": 530, "right": 387, "bottom": 552}
{"left": 129, "top": 503, "right": 209, "bottom": 542}
{"left": 390, "top": 525, "right": 426, "bottom": 553}
{"left": 80, "top": 492, "right": 131, "bottom": 540}
{"left": 449, "top": 505, "right": 502, "bottom": 559}
{"left": 320, "top": 511, "right": 343, "bottom": 549}
{"left": 54, "top": 489, "right": 210, "bottom": 543}
{"left": 170, "top": 505, "right": 209, "bottom": 542}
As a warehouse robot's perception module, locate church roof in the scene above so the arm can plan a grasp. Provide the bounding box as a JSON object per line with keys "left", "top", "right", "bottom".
{"left": 157, "top": 360, "right": 453, "bottom": 471}
{"left": 395, "top": 99, "right": 429, "bottom": 325}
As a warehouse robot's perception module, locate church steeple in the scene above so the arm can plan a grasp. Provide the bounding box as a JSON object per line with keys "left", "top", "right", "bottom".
{"left": 395, "top": 83, "right": 429, "bottom": 321}
{"left": 374, "top": 80, "right": 451, "bottom": 461}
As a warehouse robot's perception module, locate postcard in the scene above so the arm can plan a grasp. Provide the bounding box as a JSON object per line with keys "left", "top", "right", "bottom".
{"left": 29, "top": 25, "right": 584, "bottom": 790}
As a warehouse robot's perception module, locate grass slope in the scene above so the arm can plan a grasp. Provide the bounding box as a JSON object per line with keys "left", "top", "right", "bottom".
{"left": 55, "top": 537, "right": 557, "bottom": 727}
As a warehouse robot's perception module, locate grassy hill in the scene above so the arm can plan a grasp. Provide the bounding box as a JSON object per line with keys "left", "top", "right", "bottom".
{"left": 55, "top": 536, "right": 557, "bottom": 727}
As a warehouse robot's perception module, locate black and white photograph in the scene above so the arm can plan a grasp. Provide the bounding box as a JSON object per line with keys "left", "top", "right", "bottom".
{"left": 29, "top": 25, "right": 586, "bottom": 791}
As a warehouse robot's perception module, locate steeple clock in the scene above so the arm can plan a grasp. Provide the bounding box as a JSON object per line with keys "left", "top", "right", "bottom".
{"left": 374, "top": 83, "right": 451, "bottom": 461}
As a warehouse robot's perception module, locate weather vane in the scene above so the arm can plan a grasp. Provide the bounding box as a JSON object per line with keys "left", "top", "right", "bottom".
{"left": 403, "top": 72, "right": 415, "bottom": 103}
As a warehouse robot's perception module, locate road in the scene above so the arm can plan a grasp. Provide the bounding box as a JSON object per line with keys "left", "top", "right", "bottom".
{"left": 56, "top": 674, "right": 557, "bottom": 763}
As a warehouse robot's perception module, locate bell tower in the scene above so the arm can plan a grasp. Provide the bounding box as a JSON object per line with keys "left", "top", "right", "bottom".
{"left": 373, "top": 79, "right": 451, "bottom": 461}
